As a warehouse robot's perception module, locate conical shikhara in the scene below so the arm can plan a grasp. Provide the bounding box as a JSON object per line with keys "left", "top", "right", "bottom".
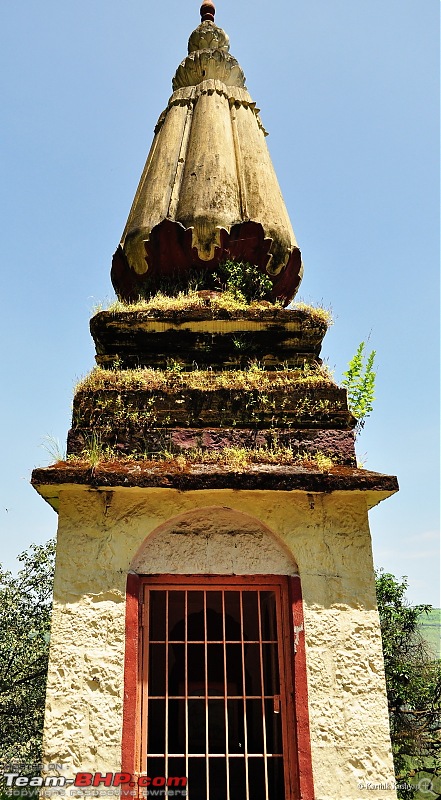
{"left": 111, "top": 2, "right": 302, "bottom": 305}
{"left": 31, "top": 5, "right": 399, "bottom": 799}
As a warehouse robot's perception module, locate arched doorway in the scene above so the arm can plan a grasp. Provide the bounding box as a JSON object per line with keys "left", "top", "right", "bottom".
{"left": 123, "top": 507, "right": 312, "bottom": 800}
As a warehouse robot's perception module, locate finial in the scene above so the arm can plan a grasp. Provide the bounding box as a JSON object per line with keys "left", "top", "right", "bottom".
{"left": 200, "top": 1, "right": 215, "bottom": 22}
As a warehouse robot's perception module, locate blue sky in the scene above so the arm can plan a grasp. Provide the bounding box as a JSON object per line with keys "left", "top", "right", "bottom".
{"left": 1, "top": 0, "right": 439, "bottom": 605}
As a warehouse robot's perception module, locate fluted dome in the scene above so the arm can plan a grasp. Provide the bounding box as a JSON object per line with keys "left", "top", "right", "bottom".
{"left": 112, "top": 3, "right": 303, "bottom": 306}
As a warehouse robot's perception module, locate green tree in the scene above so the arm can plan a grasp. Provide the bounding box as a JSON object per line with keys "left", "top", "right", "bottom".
{"left": 376, "top": 570, "right": 441, "bottom": 799}
{"left": 0, "top": 539, "right": 55, "bottom": 772}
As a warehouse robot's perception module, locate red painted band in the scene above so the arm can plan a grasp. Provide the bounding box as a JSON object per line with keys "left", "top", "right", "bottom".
{"left": 121, "top": 573, "right": 140, "bottom": 780}
{"left": 289, "top": 576, "right": 315, "bottom": 800}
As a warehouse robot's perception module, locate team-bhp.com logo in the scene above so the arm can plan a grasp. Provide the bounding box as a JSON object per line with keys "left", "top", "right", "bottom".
{"left": 3, "top": 773, "right": 187, "bottom": 796}
{"left": 75, "top": 774, "right": 187, "bottom": 790}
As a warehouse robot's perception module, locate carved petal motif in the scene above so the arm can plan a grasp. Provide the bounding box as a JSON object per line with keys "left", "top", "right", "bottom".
{"left": 112, "top": 219, "right": 302, "bottom": 307}
{"left": 173, "top": 50, "right": 245, "bottom": 91}
{"left": 188, "top": 21, "right": 230, "bottom": 54}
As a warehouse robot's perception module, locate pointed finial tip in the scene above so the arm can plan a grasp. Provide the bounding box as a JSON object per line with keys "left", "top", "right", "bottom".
{"left": 200, "top": 1, "right": 215, "bottom": 22}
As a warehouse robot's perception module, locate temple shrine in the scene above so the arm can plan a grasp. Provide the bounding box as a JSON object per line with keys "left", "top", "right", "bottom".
{"left": 32, "top": 4, "right": 399, "bottom": 798}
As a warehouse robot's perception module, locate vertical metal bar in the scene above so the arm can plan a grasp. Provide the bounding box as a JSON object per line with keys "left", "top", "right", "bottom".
{"left": 270, "top": 591, "right": 285, "bottom": 753}
{"left": 240, "top": 591, "right": 250, "bottom": 800}
{"left": 165, "top": 590, "right": 169, "bottom": 781}
{"left": 222, "top": 591, "right": 231, "bottom": 800}
{"left": 257, "top": 591, "right": 270, "bottom": 800}
{"left": 269, "top": 592, "right": 281, "bottom": 756}
{"left": 276, "top": 585, "right": 292, "bottom": 796}
{"left": 185, "top": 591, "right": 189, "bottom": 786}
{"left": 141, "top": 586, "right": 149, "bottom": 774}
{"left": 204, "top": 591, "right": 209, "bottom": 800}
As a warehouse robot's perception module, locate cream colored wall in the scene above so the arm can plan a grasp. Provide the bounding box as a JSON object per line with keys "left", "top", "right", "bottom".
{"left": 43, "top": 486, "right": 397, "bottom": 799}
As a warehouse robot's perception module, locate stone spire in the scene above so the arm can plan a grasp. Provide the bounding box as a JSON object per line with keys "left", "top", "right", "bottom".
{"left": 111, "top": 3, "right": 303, "bottom": 306}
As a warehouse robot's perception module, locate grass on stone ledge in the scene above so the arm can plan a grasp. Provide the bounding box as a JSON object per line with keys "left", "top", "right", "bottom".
{"left": 292, "top": 301, "right": 333, "bottom": 327}
{"left": 62, "top": 445, "right": 336, "bottom": 473}
{"left": 74, "top": 361, "right": 336, "bottom": 395}
{"left": 102, "top": 290, "right": 265, "bottom": 315}
{"left": 93, "top": 290, "right": 333, "bottom": 327}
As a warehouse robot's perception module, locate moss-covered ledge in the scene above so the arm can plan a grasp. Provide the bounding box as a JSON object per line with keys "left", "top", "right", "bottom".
{"left": 32, "top": 461, "right": 398, "bottom": 512}
{"left": 93, "top": 293, "right": 332, "bottom": 326}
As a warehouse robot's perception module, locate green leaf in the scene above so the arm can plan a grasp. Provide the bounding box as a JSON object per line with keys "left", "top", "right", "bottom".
{"left": 342, "top": 341, "right": 376, "bottom": 436}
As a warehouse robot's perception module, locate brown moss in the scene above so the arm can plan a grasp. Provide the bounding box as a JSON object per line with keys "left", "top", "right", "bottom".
{"left": 31, "top": 459, "right": 399, "bottom": 495}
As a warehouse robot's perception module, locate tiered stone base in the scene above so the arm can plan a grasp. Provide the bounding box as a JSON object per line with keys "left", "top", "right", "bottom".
{"left": 67, "top": 302, "right": 358, "bottom": 466}
{"left": 90, "top": 305, "right": 326, "bottom": 369}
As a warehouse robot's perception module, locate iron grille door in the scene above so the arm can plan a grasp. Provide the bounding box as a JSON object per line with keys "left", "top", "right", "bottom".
{"left": 140, "top": 577, "right": 298, "bottom": 800}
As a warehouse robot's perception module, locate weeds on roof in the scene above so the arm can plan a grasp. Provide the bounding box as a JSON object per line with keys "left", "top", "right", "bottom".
{"left": 104, "top": 290, "right": 264, "bottom": 315}
{"left": 74, "top": 362, "right": 336, "bottom": 395}
{"left": 62, "top": 443, "right": 336, "bottom": 473}
{"left": 292, "top": 302, "right": 333, "bottom": 327}
{"left": 41, "top": 434, "right": 66, "bottom": 463}
{"left": 93, "top": 290, "right": 333, "bottom": 327}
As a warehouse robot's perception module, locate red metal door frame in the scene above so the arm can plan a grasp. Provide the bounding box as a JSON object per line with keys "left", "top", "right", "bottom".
{"left": 122, "top": 573, "right": 314, "bottom": 799}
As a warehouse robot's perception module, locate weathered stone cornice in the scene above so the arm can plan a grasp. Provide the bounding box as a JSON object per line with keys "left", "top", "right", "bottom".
{"left": 90, "top": 306, "right": 326, "bottom": 369}
{"left": 31, "top": 463, "right": 399, "bottom": 512}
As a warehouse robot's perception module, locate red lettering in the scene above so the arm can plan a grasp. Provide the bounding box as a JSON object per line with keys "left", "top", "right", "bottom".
{"left": 112, "top": 773, "right": 132, "bottom": 787}
{"left": 137, "top": 776, "right": 151, "bottom": 787}
{"left": 74, "top": 774, "right": 92, "bottom": 787}
{"left": 152, "top": 777, "right": 166, "bottom": 787}
{"left": 168, "top": 777, "right": 188, "bottom": 787}
{"left": 93, "top": 773, "right": 113, "bottom": 787}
